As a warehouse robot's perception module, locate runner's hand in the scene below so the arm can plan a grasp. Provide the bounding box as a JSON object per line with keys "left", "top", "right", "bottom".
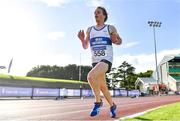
{"left": 78, "top": 30, "right": 85, "bottom": 42}
{"left": 111, "top": 33, "right": 118, "bottom": 43}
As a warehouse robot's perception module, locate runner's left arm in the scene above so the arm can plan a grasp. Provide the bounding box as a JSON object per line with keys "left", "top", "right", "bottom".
{"left": 109, "top": 25, "right": 122, "bottom": 45}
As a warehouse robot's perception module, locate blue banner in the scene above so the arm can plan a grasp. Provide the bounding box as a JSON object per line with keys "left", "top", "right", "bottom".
{"left": 0, "top": 86, "right": 32, "bottom": 96}
{"left": 82, "top": 90, "right": 93, "bottom": 96}
{"left": 73, "top": 89, "right": 80, "bottom": 96}
{"left": 119, "top": 90, "right": 128, "bottom": 96}
{"left": 33, "top": 88, "right": 59, "bottom": 97}
{"left": 114, "top": 89, "right": 120, "bottom": 96}
{"left": 129, "top": 90, "right": 140, "bottom": 96}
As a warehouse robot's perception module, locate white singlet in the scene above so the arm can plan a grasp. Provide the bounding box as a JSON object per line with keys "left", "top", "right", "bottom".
{"left": 89, "top": 25, "right": 113, "bottom": 63}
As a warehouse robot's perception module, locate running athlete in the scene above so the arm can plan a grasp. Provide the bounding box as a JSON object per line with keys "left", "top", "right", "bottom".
{"left": 78, "top": 6, "right": 122, "bottom": 118}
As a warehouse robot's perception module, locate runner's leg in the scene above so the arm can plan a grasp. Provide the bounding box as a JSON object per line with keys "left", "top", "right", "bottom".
{"left": 98, "top": 73, "right": 114, "bottom": 107}
{"left": 87, "top": 62, "right": 108, "bottom": 102}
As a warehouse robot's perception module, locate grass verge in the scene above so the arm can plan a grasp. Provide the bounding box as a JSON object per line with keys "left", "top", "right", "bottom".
{"left": 123, "top": 102, "right": 180, "bottom": 121}
{"left": 0, "top": 74, "right": 88, "bottom": 84}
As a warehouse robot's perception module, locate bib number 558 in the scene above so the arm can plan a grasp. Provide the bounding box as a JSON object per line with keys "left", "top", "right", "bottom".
{"left": 94, "top": 50, "right": 105, "bottom": 56}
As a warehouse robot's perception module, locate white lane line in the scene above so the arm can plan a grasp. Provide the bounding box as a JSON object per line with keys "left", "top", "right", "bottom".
{"left": 117, "top": 106, "right": 162, "bottom": 121}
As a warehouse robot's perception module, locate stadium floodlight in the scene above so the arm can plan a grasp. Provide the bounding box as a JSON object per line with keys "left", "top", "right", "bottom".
{"left": 148, "top": 20, "right": 162, "bottom": 95}
{"left": 0, "top": 66, "right": 6, "bottom": 69}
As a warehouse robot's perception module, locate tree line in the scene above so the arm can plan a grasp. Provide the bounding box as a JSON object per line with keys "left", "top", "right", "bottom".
{"left": 107, "top": 61, "right": 153, "bottom": 89}
{"left": 27, "top": 65, "right": 91, "bottom": 82}
{"left": 27, "top": 61, "right": 153, "bottom": 89}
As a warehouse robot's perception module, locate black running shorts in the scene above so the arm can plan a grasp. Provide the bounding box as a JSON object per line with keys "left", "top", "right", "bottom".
{"left": 92, "top": 59, "right": 112, "bottom": 73}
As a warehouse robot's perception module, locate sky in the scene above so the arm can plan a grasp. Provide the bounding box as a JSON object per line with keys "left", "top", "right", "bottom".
{"left": 0, "top": 0, "right": 180, "bottom": 76}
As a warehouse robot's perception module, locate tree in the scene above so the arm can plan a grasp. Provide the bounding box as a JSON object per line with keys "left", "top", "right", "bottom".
{"left": 116, "top": 61, "right": 136, "bottom": 90}
{"left": 26, "top": 64, "right": 92, "bottom": 82}
{"left": 107, "top": 61, "right": 136, "bottom": 91}
{"left": 137, "top": 70, "right": 153, "bottom": 77}
{"left": 79, "top": 65, "right": 92, "bottom": 82}
{"left": 106, "top": 68, "right": 119, "bottom": 89}
{"left": 64, "top": 64, "right": 78, "bottom": 80}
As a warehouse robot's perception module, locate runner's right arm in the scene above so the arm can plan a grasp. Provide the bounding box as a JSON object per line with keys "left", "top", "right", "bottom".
{"left": 78, "top": 27, "right": 90, "bottom": 49}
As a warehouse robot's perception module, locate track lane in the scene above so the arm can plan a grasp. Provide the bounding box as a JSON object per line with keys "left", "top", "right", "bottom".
{"left": 0, "top": 95, "right": 179, "bottom": 121}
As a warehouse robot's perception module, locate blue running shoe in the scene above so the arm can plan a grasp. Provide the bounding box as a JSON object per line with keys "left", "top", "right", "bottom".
{"left": 110, "top": 103, "right": 117, "bottom": 118}
{"left": 90, "top": 100, "right": 103, "bottom": 116}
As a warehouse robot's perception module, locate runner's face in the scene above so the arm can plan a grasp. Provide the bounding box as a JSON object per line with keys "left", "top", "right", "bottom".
{"left": 94, "top": 8, "right": 105, "bottom": 23}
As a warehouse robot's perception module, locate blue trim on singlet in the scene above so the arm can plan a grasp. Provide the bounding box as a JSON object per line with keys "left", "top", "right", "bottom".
{"left": 93, "top": 25, "right": 107, "bottom": 31}
{"left": 89, "top": 26, "right": 93, "bottom": 33}
{"left": 90, "top": 37, "right": 112, "bottom": 46}
{"left": 107, "top": 25, "right": 111, "bottom": 35}
{"left": 92, "top": 46, "right": 106, "bottom": 51}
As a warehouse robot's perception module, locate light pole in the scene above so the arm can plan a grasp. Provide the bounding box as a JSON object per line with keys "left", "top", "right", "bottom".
{"left": 79, "top": 53, "right": 82, "bottom": 82}
{"left": 148, "top": 21, "right": 162, "bottom": 94}
{"left": 79, "top": 53, "right": 82, "bottom": 99}
{"left": 0, "top": 66, "right": 6, "bottom": 69}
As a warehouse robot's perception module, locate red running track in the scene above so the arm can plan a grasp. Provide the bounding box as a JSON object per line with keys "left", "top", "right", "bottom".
{"left": 0, "top": 95, "right": 180, "bottom": 121}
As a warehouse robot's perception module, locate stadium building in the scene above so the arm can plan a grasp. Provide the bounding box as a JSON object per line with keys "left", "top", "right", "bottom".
{"left": 135, "top": 77, "right": 157, "bottom": 94}
{"left": 135, "top": 54, "right": 180, "bottom": 93}
{"left": 156, "top": 54, "right": 180, "bottom": 92}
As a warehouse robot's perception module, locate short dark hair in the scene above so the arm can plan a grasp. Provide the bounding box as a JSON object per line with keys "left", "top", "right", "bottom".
{"left": 97, "top": 6, "right": 108, "bottom": 22}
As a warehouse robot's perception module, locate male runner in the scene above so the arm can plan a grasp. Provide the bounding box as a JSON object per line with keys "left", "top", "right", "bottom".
{"left": 78, "top": 6, "right": 122, "bottom": 118}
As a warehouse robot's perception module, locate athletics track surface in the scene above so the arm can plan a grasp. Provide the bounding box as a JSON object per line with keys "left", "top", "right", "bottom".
{"left": 0, "top": 95, "right": 180, "bottom": 121}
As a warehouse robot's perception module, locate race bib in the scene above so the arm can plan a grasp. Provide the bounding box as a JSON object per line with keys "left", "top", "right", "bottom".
{"left": 92, "top": 46, "right": 106, "bottom": 57}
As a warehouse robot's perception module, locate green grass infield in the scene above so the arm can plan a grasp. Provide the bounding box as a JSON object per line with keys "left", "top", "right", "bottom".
{"left": 123, "top": 102, "right": 180, "bottom": 121}
{"left": 0, "top": 74, "right": 88, "bottom": 84}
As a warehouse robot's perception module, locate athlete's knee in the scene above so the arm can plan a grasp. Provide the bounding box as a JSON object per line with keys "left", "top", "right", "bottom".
{"left": 87, "top": 73, "right": 93, "bottom": 82}
{"left": 87, "top": 71, "right": 95, "bottom": 82}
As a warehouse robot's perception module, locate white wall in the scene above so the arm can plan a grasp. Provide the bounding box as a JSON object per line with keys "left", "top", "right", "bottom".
{"left": 160, "top": 62, "right": 168, "bottom": 85}
{"left": 168, "top": 75, "right": 177, "bottom": 91}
